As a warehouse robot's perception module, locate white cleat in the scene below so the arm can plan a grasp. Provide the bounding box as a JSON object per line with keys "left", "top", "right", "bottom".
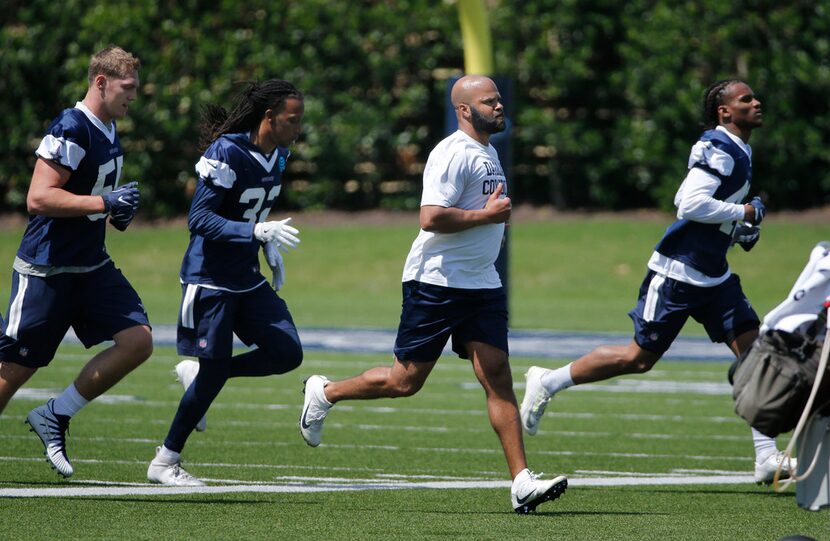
{"left": 754, "top": 451, "right": 797, "bottom": 485}
{"left": 147, "top": 447, "right": 205, "bottom": 487}
{"left": 520, "top": 366, "right": 553, "bottom": 436}
{"left": 511, "top": 468, "right": 568, "bottom": 514}
{"left": 26, "top": 399, "right": 74, "bottom": 478}
{"left": 175, "top": 360, "right": 206, "bottom": 432}
{"left": 299, "top": 375, "right": 332, "bottom": 447}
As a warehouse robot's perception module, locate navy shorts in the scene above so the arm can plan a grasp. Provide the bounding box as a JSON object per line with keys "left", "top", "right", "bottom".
{"left": 629, "top": 270, "right": 760, "bottom": 355}
{"left": 393, "top": 280, "right": 509, "bottom": 362}
{"left": 0, "top": 262, "right": 150, "bottom": 367}
{"left": 177, "top": 282, "right": 301, "bottom": 361}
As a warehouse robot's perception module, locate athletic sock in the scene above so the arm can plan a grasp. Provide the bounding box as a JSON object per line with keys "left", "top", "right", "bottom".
{"left": 156, "top": 445, "right": 181, "bottom": 465}
{"left": 752, "top": 427, "right": 778, "bottom": 464}
{"left": 52, "top": 383, "right": 89, "bottom": 418}
{"left": 540, "top": 362, "right": 575, "bottom": 395}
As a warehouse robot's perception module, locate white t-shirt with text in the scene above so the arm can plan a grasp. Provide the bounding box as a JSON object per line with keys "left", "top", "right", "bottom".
{"left": 401, "top": 130, "right": 507, "bottom": 289}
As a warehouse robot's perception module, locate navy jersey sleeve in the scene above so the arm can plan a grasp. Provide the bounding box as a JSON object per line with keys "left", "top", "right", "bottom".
{"left": 188, "top": 142, "right": 254, "bottom": 243}
{"left": 35, "top": 109, "right": 91, "bottom": 172}
{"left": 188, "top": 180, "right": 254, "bottom": 243}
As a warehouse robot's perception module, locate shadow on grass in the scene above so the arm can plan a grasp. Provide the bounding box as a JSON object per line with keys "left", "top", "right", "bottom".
{"left": 636, "top": 487, "right": 795, "bottom": 498}
{"left": 51, "top": 496, "right": 306, "bottom": 505}
{"left": 517, "top": 510, "right": 670, "bottom": 518}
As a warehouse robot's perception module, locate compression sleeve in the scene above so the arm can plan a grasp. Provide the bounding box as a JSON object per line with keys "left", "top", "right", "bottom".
{"left": 675, "top": 167, "right": 745, "bottom": 224}
{"left": 187, "top": 179, "right": 254, "bottom": 243}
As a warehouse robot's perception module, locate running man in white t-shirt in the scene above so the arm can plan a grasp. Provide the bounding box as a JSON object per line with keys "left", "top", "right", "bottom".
{"left": 299, "top": 75, "right": 567, "bottom": 514}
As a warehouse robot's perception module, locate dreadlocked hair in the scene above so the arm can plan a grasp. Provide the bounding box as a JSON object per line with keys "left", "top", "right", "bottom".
{"left": 198, "top": 80, "right": 303, "bottom": 151}
{"left": 702, "top": 79, "right": 742, "bottom": 129}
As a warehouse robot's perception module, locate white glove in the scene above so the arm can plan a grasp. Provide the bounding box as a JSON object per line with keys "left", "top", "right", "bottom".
{"left": 253, "top": 217, "right": 300, "bottom": 248}
{"left": 263, "top": 240, "right": 285, "bottom": 291}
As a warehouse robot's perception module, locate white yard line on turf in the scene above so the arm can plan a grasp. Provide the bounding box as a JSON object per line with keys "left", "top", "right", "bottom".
{"left": 0, "top": 472, "right": 757, "bottom": 498}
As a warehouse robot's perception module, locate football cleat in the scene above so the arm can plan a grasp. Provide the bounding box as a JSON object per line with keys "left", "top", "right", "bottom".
{"left": 520, "top": 366, "right": 553, "bottom": 435}
{"left": 511, "top": 469, "right": 568, "bottom": 514}
{"left": 175, "top": 360, "right": 206, "bottom": 432}
{"left": 147, "top": 447, "right": 205, "bottom": 487}
{"left": 26, "top": 399, "right": 74, "bottom": 478}
{"left": 755, "top": 451, "right": 798, "bottom": 485}
{"left": 299, "top": 375, "right": 332, "bottom": 447}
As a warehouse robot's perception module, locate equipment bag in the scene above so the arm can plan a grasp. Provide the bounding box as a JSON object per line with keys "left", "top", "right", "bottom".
{"left": 730, "top": 328, "right": 822, "bottom": 438}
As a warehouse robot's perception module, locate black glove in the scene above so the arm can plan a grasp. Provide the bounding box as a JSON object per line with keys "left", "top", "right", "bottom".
{"left": 732, "top": 222, "right": 761, "bottom": 252}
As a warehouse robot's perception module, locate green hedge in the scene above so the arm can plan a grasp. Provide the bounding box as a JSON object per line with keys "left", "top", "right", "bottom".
{"left": 1, "top": 1, "right": 828, "bottom": 216}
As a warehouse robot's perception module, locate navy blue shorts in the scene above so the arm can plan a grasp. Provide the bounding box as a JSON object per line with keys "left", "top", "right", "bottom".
{"left": 177, "top": 282, "right": 301, "bottom": 361}
{"left": 393, "top": 280, "right": 508, "bottom": 362}
{"left": 628, "top": 270, "right": 760, "bottom": 355}
{"left": 0, "top": 262, "right": 150, "bottom": 367}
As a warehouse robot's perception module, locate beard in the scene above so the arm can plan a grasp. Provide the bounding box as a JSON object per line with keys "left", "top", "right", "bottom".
{"left": 470, "top": 106, "right": 505, "bottom": 134}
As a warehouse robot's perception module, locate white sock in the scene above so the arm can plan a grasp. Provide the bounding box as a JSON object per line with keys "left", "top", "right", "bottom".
{"left": 752, "top": 428, "right": 778, "bottom": 463}
{"left": 52, "top": 383, "right": 89, "bottom": 418}
{"left": 540, "top": 363, "right": 575, "bottom": 395}
{"left": 156, "top": 445, "right": 181, "bottom": 465}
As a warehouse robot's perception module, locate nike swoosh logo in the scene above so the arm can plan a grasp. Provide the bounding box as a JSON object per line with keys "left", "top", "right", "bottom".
{"left": 516, "top": 492, "right": 534, "bottom": 505}
{"left": 300, "top": 405, "right": 313, "bottom": 429}
{"left": 117, "top": 196, "right": 129, "bottom": 205}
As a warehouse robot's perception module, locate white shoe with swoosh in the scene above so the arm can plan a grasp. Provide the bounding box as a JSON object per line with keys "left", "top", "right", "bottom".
{"left": 511, "top": 468, "right": 567, "bottom": 514}
{"left": 299, "top": 375, "right": 332, "bottom": 447}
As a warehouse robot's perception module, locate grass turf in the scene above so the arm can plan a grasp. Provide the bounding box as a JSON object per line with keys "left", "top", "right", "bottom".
{"left": 1, "top": 346, "right": 828, "bottom": 540}
{"left": 0, "top": 214, "right": 829, "bottom": 538}
{"left": 0, "top": 213, "right": 827, "bottom": 330}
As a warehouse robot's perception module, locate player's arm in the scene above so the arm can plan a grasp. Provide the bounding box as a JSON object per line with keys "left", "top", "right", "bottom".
{"left": 188, "top": 180, "right": 254, "bottom": 243}
{"left": 421, "top": 181, "right": 511, "bottom": 233}
{"left": 675, "top": 167, "right": 749, "bottom": 224}
{"left": 27, "top": 158, "right": 108, "bottom": 217}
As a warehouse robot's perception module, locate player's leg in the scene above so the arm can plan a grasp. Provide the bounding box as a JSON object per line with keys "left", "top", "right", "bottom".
{"left": 0, "top": 361, "right": 37, "bottom": 413}
{"left": 728, "top": 327, "right": 759, "bottom": 358}
{"left": 467, "top": 341, "right": 525, "bottom": 476}
{"left": 574, "top": 270, "right": 680, "bottom": 381}
{"left": 700, "top": 274, "right": 793, "bottom": 483}
{"left": 734, "top": 321, "right": 797, "bottom": 483}
{"left": 735, "top": 330, "right": 792, "bottom": 484}
{"left": 172, "top": 286, "right": 303, "bottom": 433}
{"left": 300, "top": 356, "right": 436, "bottom": 447}
{"left": 300, "top": 281, "right": 450, "bottom": 447}
{"left": 148, "top": 286, "right": 234, "bottom": 486}
{"left": 71, "top": 262, "right": 152, "bottom": 402}
{"left": 0, "top": 308, "right": 27, "bottom": 413}
{"left": 158, "top": 356, "right": 230, "bottom": 454}
{"left": 521, "top": 270, "right": 678, "bottom": 435}
{"left": 0, "top": 270, "right": 77, "bottom": 477}
{"left": 467, "top": 343, "right": 567, "bottom": 513}
{"left": 230, "top": 285, "right": 303, "bottom": 377}
{"left": 569, "top": 341, "right": 662, "bottom": 383}
{"left": 325, "top": 356, "right": 436, "bottom": 402}
{"left": 72, "top": 325, "right": 153, "bottom": 400}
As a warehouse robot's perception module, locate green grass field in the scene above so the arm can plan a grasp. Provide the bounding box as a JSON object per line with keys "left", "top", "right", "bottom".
{"left": 1, "top": 346, "right": 827, "bottom": 540}
{"left": 0, "top": 213, "right": 825, "bottom": 330}
{"left": 0, "top": 214, "right": 829, "bottom": 539}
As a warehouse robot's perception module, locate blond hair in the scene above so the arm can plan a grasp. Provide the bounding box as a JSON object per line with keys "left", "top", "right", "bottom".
{"left": 87, "top": 46, "right": 140, "bottom": 85}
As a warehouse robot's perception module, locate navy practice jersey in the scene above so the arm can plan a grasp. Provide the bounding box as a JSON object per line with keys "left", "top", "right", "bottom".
{"left": 655, "top": 129, "right": 752, "bottom": 277}
{"left": 180, "top": 132, "right": 290, "bottom": 291}
{"left": 18, "top": 104, "right": 123, "bottom": 267}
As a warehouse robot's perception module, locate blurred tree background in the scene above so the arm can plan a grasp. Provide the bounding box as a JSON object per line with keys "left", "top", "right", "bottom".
{"left": 1, "top": 0, "right": 828, "bottom": 217}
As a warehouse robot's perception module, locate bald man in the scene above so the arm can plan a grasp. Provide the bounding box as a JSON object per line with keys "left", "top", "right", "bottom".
{"left": 299, "top": 75, "right": 568, "bottom": 514}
